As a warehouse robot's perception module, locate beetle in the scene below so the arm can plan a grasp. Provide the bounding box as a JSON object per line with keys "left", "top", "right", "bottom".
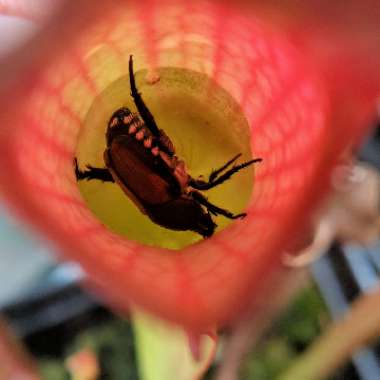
{"left": 74, "top": 55, "right": 262, "bottom": 238}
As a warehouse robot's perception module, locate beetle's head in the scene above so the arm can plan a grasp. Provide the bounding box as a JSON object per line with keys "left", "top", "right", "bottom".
{"left": 148, "top": 199, "right": 217, "bottom": 238}
{"left": 106, "top": 107, "right": 134, "bottom": 145}
{"left": 195, "top": 212, "right": 217, "bottom": 238}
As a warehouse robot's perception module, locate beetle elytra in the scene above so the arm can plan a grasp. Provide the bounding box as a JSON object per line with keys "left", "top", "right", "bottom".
{"left": 75, "top": 56, "right": 262, "bottom": 238}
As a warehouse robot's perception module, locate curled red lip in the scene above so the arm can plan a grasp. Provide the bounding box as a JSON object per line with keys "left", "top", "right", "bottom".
{"left": 0, "top": 0, "right": 378, "bottom": 331}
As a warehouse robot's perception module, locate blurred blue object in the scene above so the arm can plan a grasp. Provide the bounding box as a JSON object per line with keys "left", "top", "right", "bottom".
{"left": 0, "top": 204, "right": 58, "bottom": 308}
{"left": 312, "top": 239, "right": 380, "bottom": 380}
{"left": 0, "top": 205, "right": 95, "bottom": 337}
{"left": 311, "top": 123, "right": 380, "bottom": 380}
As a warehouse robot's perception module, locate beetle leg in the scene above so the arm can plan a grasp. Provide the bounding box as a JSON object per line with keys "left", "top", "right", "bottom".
{"left": 190, "top": 190, "right": 246, "bottom": 220}
{"left": 192, "top": 154, "right": 242, "bottom": 187}
{"left": 190, "top": 157, "right": 262, "bottom": 190}
{"left": 74, "top": 158, "right": 114, "bottom": 183}
{"left": 208, "top": 153, "right": 242, "bottom": 182}
{"left": 129, "top": 55, "right": 160, "bottom": 137}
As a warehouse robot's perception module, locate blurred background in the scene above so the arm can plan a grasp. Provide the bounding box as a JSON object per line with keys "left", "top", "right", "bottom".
{"left": 0, "top": 3, "right": 380, "bottom": 380}
{"left": 0, "top": 124, "right": 378, "bottom": 379}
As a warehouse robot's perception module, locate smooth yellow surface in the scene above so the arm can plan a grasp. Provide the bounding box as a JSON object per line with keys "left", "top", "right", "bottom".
{"left": 76, "top": 67, "right": 253, "bottom": 249}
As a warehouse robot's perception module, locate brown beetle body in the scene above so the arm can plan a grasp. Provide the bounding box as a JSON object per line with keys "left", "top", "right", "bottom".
{"left": 103, "top": 107, "right": 218, "bottom": 237}
{"left": 74, "top": 56, "right": 262, "bottom": 238}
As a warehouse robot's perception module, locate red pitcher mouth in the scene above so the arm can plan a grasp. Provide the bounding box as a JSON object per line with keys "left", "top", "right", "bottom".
{"left": 0, "top": 0, "right": 377, "bottom": 331}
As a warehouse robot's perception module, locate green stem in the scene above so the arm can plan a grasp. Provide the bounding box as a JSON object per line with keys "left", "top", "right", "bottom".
{"left": 278, "top": 285, "right": 380, "bottom": 380}
{"left": 131, "top": 310, "right": 217, "bottom": 380}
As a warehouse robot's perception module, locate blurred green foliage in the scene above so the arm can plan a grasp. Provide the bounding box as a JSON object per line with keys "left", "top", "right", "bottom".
{"left": 239, "top": 285, "right": 329, "bottom": 380}
{"left": 39, "top": 320, "right": 138, "bottom": 380}
{"left": 37, "top": 286, "right": 328, "bottom": 380}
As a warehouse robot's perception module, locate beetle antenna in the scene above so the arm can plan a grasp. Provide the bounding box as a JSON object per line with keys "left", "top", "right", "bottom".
{"left": 190, "top": 158, "right": 262, "bottom": 190}
{"left": 209, "top": 153, "right": 242, "bottom": 182}
{"left": 128, "top": 55, "right": 161, "bottom": 137}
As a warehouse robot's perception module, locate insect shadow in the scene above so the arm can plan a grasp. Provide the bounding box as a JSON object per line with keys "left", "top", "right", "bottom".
{"left": 75, "top": 55, "right": 262, "bottom": 238}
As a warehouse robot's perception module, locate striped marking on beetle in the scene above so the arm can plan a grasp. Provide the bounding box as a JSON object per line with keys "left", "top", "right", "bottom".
{"left": 128, "top": 124, "right": 137, "bottom": 134}
{"left": 110, "top": 117, "right": 118, "bottom": 127}
{"left": 123, "top": 113, "right": 135, "bottom": 125}
{"left": 136, "top": 130, "right": 145, "bottom": 140}
{"left": 144, "top": 137, "right": 153, "bottom": 148}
